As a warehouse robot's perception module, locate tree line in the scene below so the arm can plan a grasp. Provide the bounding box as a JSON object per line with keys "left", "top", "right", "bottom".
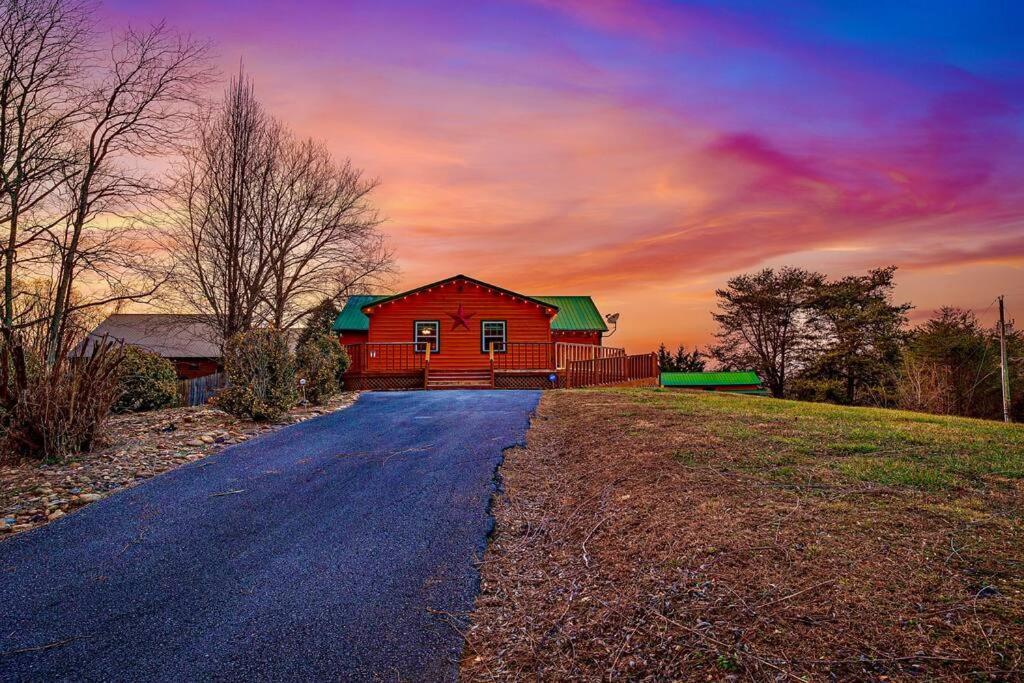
{"left": 1, "top": 0, "right": 392, "bottom": 359}
{"left": 1, "top": 0, "right": 392, "bottom": 460}
{"left": 700, "top": 265, "right": 1021, "bottom": 421}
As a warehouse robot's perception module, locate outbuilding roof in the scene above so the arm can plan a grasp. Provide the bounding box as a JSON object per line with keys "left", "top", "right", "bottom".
{"left": 79, "top": 314, "right": 222, "bottom": 359}
{"left": 661, "top": 371, "right": 763, "bottom": 387}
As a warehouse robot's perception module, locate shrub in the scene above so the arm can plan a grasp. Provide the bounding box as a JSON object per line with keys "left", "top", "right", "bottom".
{"left": 213, "top": 328, "right": 297, "bottom": 421}
{"left": 114, "top": 346, "right": 180, "bottom": 413}
{"left": 295, "top": 334, "right": 350, "bottom": 405}
{"left": 1, "top": 338, "right": 125, "bottom": 463}
{"left": 295, "top": 298, "right": 340, "bottom": 349}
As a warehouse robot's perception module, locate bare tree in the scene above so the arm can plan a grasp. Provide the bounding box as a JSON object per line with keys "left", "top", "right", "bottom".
{"left": 0, "top": 0, "right": 90, "bottom": 343}
{"left": 1, "top": 0, "right": 212, "bottom": 361}
{"left": 165, "top": 69, "right": 392, "bottom": 341}
{"left": 711, "top": 267, "right": 823, "bottom": 398}
{"left": 164, "top": 69, "right": 274, "bottom": 340}
{"left": 260, "top": 134, "right": 390, "bottom": 328}
{"left": 42, "top": 22, "right": 212, "bottom": 360}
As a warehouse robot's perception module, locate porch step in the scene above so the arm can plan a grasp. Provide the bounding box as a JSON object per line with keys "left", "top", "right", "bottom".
{"left": 426, "top": 370, "right": 493, "bottom": 389}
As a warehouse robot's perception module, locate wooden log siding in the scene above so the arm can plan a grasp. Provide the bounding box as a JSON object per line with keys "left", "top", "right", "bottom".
{"left": 363, "top": 279, "right": 554, "bottom": 371}
{"left": 565, "top": 352, "right": 660, "bottom": 389}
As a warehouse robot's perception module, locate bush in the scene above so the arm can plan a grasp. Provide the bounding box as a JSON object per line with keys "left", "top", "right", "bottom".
{"left": 1, "top": 338, "right": 125, "bottom": 463}
{"left": 296, "top": 298, "right": 340, "bottom": 349}
{"left": 213, "top": 328, "right": 297, "bottom": 421}
{"left": 787, "top": 377, "right": 846, "bottom": 404}
{"left": 114, "top": 346, "right": 180, "bottom": 413}
{"left": 295, "top": 334, "right": 350, "bottom": 405}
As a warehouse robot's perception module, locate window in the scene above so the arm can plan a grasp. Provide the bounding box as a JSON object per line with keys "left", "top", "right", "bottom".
{"left": 414, "top": 320, "right": 439, "bottom": 353}
{"left": 481, "top": 320, "right": 507, "bottom": 353}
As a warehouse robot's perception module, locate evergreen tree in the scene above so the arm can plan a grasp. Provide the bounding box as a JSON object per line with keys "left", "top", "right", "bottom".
{"left": 296, "top": 298, "right": 340, "bottom": 348}
{"left": 656, "top": 343, "right": 674, "bottom": 372}
{"left": 673, "top": 345, "right": 706, "bottom": 372}
{"left": 805, "top": 266, "right": 911, "bottom": 404}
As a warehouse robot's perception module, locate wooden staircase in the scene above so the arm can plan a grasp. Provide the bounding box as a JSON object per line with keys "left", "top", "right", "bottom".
{"left": 425, "top": 369, "right": 494, "bottom": 389}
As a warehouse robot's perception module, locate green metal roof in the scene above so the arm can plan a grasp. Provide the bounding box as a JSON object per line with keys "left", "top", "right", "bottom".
{"left": 332, "top": 295, "right": 385, "bottom": 332}
{"left": 534, "top": 296, "right": 608, "bottom": 332}
{"left": 661, "top": 371, "right": 762, "bottom": 387}
{"left": 333, "top": 293, "right": 608, "bottom": 333}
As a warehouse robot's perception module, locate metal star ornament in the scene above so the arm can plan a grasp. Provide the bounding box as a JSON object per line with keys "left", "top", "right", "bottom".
{"left": 447, "top": 303, "right": 475, "bottom": 330}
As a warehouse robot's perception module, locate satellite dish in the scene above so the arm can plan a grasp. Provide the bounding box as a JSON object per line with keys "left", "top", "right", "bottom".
{"left": 605, "top": 313, "right": 620, "bottom": 324}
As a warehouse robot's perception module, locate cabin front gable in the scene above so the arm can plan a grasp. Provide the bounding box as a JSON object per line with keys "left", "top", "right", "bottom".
{"left": 362, "top": 277, "right": 555, "bottom": 369}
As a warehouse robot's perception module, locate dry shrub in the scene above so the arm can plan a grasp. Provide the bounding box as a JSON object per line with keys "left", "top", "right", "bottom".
{"left": 213, "top": 328, "right": 297, "bottom": 421}
{"left": 1, "top": 337, "right": 125, "bottom": 464}
{"left": 295, "top": 334, "right": 349, "bottom": 405}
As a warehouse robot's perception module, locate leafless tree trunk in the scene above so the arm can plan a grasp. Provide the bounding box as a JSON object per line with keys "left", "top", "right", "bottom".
{"left": 165, "top": 69, "right": 393, "bottom": 341}
{"left": 1, "top": 1, "right": 212, "bottom": 362}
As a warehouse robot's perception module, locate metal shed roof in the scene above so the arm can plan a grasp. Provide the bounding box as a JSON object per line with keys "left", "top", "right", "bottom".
{"left": 533, "top": 296, "right": 608, "bottom": 332}
{"left": 331, "top": 295, "right": 385, "bottom": 332}
{"left": 661, "top": 371, "right": 763, "bottom": 387}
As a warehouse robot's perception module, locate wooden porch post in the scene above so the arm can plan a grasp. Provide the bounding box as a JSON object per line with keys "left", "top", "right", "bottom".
{"left": 489, "top": 342, "right": 496, "bottom": 388}
{"left": 424, "top": 343, "right": 431, "bottom": 388}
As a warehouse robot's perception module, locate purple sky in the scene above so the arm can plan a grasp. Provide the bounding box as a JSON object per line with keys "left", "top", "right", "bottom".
{"left": 108, "top": 0, "right": 1024, "bottom": 350}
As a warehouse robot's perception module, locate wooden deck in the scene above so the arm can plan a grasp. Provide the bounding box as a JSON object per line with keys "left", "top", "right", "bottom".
{"left": 342, "top": 342, "right": 658, "bottom": 390}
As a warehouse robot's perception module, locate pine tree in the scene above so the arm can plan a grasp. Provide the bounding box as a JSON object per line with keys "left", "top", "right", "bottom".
{"left": 673, "top": 345, "right": 706, "bottom": 372}
{"left": 656, "top": 343, "right": 675, "bottom": 372}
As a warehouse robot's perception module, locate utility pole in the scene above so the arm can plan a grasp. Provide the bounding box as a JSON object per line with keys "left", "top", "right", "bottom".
{"left": 998, "top": 295, "right": 1012, "bottom": 423}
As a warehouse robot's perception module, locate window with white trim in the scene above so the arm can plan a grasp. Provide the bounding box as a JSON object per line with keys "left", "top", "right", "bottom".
{"left": 414, "top": 320, "right": 439, "bottom": 353}
{"left": 481, "top": 320, "right": 506, "bottom": 353}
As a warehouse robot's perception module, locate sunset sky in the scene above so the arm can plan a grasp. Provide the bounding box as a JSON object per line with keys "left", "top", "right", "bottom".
{"left": 107, "top": 0, "right": 1024, "bottom": 352}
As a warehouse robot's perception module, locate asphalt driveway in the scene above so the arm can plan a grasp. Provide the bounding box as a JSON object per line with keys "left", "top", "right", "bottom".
{"left": 0, "top": 390, "right": 540, "bottom": 682}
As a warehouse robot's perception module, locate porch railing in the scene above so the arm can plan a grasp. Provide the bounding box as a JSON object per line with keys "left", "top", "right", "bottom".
{"left": 555, "top": 342, "right": 625, "bottom": 369}
{"left": 492, "top": 342, "right": 556, "bottom": 371}
{"left": 345, "top": 342, "right": 428, "bottom": 373}
{"left": 344, "top": 341, "right": 633, "bottom": 375}
{"left": 565, "top": 352, "right": 659, "bottom": 389}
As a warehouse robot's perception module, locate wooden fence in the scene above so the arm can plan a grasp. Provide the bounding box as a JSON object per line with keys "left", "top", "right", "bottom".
{"left": 564, "top": 352, "right": 659, "bottom": 389}
{"left": 554, "top": 342, "right": 625, "bottom": 368}
{"left": 177, "top": 372, "right": 226, "bottom": 406}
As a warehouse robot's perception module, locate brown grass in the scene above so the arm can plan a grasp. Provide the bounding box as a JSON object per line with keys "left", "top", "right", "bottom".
{"left": 460, "top": 389, "right": 1024, "bottom": 681}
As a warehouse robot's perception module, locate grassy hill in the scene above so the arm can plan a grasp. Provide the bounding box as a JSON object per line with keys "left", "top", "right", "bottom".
{"left": 645, "top": 388, "right": 1024, "bottom": 491}
{"left": 463, "top": 388, "right": 1024, "bottom": 681}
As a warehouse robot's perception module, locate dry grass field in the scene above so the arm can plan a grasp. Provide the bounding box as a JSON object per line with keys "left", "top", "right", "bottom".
{"left": 462, "top": 388, "right": 1024, "bottom": 681}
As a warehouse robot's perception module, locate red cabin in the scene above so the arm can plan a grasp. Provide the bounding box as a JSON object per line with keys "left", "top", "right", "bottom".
{"left": 333, "top": 274, "right": 651, "bottom": 389}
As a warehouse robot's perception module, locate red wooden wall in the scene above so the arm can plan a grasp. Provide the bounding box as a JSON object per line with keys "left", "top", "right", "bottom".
{"left": 552, "top": 330, "right": 602, "bottom": 345}
{"left": 338, "top": 331, "right": 368, "bottom": 345}
{"left": 364, "top": 279, "right": 554, "bottom": 370}
{"left": 171, "top": 358, "right": 221, "bottom": 380}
